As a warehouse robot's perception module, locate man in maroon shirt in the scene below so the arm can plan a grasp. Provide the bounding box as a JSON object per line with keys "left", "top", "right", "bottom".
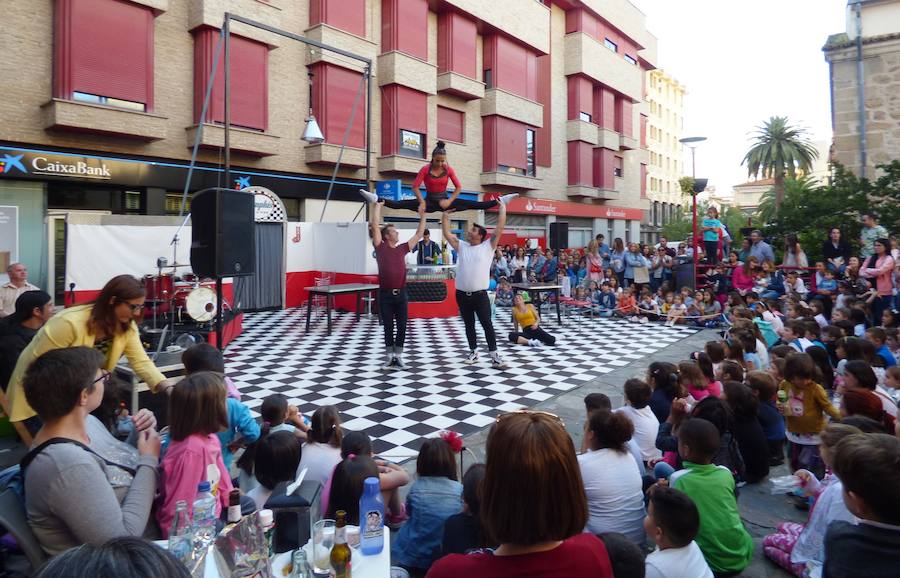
{"left": 371, "top": 199, "right": 426, "bottom": 370}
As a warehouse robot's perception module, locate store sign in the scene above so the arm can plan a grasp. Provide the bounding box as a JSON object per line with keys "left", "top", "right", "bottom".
{"left": 243, "top": 186, "right": 285, "bottom": 223}
{"left": 486, "top": 194, "right": 643, "bottom": 221}
{"left": 0, "top": 147, "right": 132, "bottom": 182}
{"left": 377, "top": 180, "right": 402, "bottom": 201}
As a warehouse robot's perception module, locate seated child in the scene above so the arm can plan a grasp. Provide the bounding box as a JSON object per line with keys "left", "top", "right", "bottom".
{"left": 665, "top": 294, "right": 687, "bottom": 327}
{"left": 182, "top": 344, "right": 260, "bottom": 470}
{"left": 494, "top": 277, "right": 513, "bottom": 307}
{"left": 260, "top": 393, "right": 309, "bottom": 439}
{"left": 615, "top": 379, "right": 663, "bottom": 464}
{"left": 823, "top": 433, "right": 900, "bottom": 577}
{"left": 660, "top": 291, "right": 675, "bottom": 316}
{"left": 582, "top": 393, "right": 645, "bottom": 474}
{"left": 643, "top": 487, "right": 713, "bottom": 578}
{"left": 867, "top": 327, "right": 897, "bottom": 368}
{"left": 236, "top": 427, "right": 302, "bottom": 508}
{"left": 746, "top": 371, "right": 787, "bottom": 466}
{"left": 763, "top": 424, "right": 860, "bottom": 577}
{"left": 392, "top": 438, "right": 463, "bottom": 573}
{"left": 157, "top": 372, "right": 233, "bottom": 537}
{"left": 669, "top": 419, "right": 754, "bottom": 575}
{"left": 593, "top": 283, "right": 617, "bottom": 318}
{"left": 679, "top": 360, "right": 718, "bottom": 401}
{"left": 638, "top": 289, "right": 660, "bottom": 323}
{"left": 326, "top": 453, "right": 380, "bottom": 525}
{"left": 616, "top": 286, "right": 637, "bottom": 319}
{"left": 441, "top": 464, "right": 489, "bottom": 555}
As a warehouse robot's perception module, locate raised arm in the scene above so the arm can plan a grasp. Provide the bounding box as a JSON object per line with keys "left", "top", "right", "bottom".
{"left": 370, "top": 200, "right": 383, "bottom": 248}
{"left": 407, "top": 202, "right": 427, "bottom": 251}
{"left": 441, "top": 211, "right": 459, "bottom": 252}
{"left": 491, "top": 202, "right": 507, "bottom": 250}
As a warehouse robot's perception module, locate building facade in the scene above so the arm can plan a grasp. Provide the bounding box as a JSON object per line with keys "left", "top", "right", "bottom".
{"left": 825, "top": 0, "right": 900, "bottom": 179}
{"left": 0, "top": 0, "right": 657, "bottom": 296}
{"left": 643, "top": 68, "right": 686, "bottom": 244}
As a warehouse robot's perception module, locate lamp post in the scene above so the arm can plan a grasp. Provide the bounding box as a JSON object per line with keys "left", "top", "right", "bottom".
{"left": 679, "top": 136, "right": 707, "bottom": 287}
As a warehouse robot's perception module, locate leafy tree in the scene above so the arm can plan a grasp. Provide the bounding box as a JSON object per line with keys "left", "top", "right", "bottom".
{"left": 756, "top": 176, "right": 817, "bottom": 225}
{"left": 741, "top": 116, "right": 819, "bottom": 211}
{"left": 758, "top": 162, "right": 900, "bottom": 262}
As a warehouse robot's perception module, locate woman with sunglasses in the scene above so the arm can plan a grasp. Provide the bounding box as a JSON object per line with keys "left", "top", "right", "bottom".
{"left": 427, "top": 410, "right": 614, "bottom": 577}
{"left": 20, "top": 347, "right": 161, "bottom": 556}
{"left": 6, "top": 275, "right": 176, "bottom": 435}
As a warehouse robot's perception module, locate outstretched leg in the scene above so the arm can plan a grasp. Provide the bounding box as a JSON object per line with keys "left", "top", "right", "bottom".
{"left": 447, "top": 193, "right": 518, "bottom": 212}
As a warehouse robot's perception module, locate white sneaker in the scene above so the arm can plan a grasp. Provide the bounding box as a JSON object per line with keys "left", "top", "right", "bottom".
{"left": 498, "top": 193, "right": 519, "bottom": 205}
{"left": 528, "top": 339, "right": 541, "bottom": 348}
{"left": 490, "top": 353, "right": 509, "bottom": 369}
{"left": 358, "top": 188, "right": 378, "bottom": 203}
{"left": 464, "top": 350, "right": 479, "bottom": 364}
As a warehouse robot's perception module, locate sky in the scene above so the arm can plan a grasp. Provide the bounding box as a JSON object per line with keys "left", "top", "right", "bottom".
{"left": 630, "top": 0, "right": 848, "bottom": 194}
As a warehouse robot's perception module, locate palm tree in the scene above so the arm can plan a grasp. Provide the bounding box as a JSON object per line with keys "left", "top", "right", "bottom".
{"left": 741, "top": 116, "right": 819, "bottom": 212}
{"left": 755, "top": 175, "right": 817, "bottom": 225}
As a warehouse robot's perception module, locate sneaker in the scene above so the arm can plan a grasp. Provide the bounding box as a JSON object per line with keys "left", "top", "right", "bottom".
{"left": 490, "top": 354, "right": 509, "bottom": 370}
{"left": 394, "top": 356, "right": 407, "bottom": 370}
{"left": 464, "top": 350, "right": 479, "bottom": 364}
{"left": 498, "top": 193, "right": 519, "bottom": 205}
{"left": 528, "top": 339, "right": 540, "bottom": 347}
{"left": 358, "top": 188, "right": 378, "bottom": 203}
{"left": 384, "top": 357, "right": 400, "bottom": 371}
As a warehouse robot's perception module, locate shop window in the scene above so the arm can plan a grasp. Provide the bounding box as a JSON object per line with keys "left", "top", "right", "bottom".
{"left": 125, "top": 191, "right": 141, "bottom": 213}
{"left": 165, "top": 193, "right": 191, "bottom": 215}
{"left": 54, "top": 0, "right": 155, "bottom": 110}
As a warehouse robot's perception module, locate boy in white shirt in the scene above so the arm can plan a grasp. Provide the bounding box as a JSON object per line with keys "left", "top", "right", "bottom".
{"left": 644, "top": 486, "right": 713, "bottom": 578}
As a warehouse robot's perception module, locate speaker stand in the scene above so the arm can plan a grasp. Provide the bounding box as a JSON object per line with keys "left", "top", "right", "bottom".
{"left": 215, "top": 277, "right": 224, "bottom": 351}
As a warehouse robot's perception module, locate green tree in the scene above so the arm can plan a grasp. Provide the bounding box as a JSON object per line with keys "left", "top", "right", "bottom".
{"left": 756, "top": 175, "right": 818, "bottom": 225}
{"left": 741, "top": 116, "right": 819, "bottom": 212}
{"left": 759, "top": 162, "right": 900, "bottom": 262}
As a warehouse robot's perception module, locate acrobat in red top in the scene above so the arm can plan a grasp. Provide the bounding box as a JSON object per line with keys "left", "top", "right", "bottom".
{"left": 412, "top": 165, "right": 462, "bottom": 201}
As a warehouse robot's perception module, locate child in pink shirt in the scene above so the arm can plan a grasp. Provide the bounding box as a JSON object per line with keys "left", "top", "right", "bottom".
{"left": 157, "top": 372, "right": 232, "bottom": 537}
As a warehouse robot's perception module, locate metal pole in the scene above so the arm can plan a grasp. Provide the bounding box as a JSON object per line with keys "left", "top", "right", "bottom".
{"left": 217, "top": 14, "right": 231, "bottom": 351}
{"left": 365, "top": 64, "right": 372, "bottom": 223}
{"left": 691, "top": 147, "right": 698, "bottom": 289}
{"left": 855, "top": 3, "right": 867, "bottom": 178}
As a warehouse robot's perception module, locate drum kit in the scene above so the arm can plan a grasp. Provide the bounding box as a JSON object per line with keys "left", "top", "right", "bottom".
{"left": 142, "top": 260, "right": 225, "bottom": 328}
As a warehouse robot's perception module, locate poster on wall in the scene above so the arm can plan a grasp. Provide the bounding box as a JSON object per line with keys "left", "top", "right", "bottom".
{"left": 0, "top": 206, "right": 19, "bottom": 285}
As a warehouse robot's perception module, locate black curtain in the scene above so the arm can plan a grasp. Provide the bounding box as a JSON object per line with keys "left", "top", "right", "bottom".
{"left": 234, "top": 223, "right": 284, "bottom": 312}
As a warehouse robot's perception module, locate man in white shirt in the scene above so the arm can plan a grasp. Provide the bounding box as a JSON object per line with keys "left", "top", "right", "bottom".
{"left": 442, "top": 202, "right": 508, "bottom": 369}
{"left": 0, "top": 263, "right": 39, "bottom": 317}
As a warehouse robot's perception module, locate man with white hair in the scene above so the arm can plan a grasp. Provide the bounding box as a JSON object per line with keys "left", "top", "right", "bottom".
{"left": 0, "top": 263, "right": 39, "bottom": 317}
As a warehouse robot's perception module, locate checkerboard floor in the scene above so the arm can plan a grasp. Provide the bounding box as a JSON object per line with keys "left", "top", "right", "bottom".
{"left": 224, "top": 307, "right": 698, "bottom": 460}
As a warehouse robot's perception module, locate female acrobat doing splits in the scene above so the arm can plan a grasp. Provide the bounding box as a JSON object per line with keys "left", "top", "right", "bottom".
{"left": 359, "top": 141, "right": 519, "bottom": 211}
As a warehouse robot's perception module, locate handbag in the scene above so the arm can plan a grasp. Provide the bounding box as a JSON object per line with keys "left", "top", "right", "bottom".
{"left": 633, "top": 266, "right": 650, "bottom": 285}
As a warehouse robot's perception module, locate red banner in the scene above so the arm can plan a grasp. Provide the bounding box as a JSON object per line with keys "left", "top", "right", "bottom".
{"left": 484, "top": 194, "right": 643, "bottom": 221}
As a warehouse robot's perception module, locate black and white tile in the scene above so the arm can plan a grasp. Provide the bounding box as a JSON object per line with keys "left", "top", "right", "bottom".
{"left": 224, "top": 307, "right": 697, "bottom": 460}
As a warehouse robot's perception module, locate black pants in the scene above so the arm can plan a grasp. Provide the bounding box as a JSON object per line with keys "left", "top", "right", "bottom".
{"left": 382, "top": 197, "right": 497, "bottom": 212}
{"left": 704, "top": 240, "right": 719, "bottom": 264}
{"left": 378, "top": 289, "right": 408, "bottom": 347}
{"left": 456, "top": 290, "right": 496, "bottom": 352}
{"left": 508, "top": 325, "right": 556, "bottom": 346}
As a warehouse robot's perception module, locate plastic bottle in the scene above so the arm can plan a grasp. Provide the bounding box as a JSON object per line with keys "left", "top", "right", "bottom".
{"left": 168, "top": 500, "right": 193, "bottom": 566}
{"left": 191, "top": 481, "right": 217, "bottom": 548}
{"left": 359, "top": 476, "right": 385, "bottom": 555}
{"left": 258, "top": 509, "right": 275, "bottom": 558}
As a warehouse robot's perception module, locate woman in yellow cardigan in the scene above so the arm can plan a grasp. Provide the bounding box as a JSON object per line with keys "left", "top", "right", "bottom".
{"left": 5, "top": 275, "right": 176, "bottom": 429}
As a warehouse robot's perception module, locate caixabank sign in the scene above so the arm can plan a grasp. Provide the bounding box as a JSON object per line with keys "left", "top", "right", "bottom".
{"left": 0, "top": 148, "right": 127, "bottom": 182}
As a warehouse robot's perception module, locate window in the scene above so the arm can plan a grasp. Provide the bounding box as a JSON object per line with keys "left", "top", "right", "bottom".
{"left": 437, "top": 106, "right": 465, "bottom": 143}
{"left": 54, "top": 0, "right": 155, "bottom": 110}
{"left": 484, "top": 68, "right": 493, "bottom": 88}
{"left": 73, "top": 91, "right": 145, "bottom": 112}
{"left": 399, "top": 129, "right": 425, "bottom": 158}
{"left": 579, "top": 111, "right": 592, "bottom": 123}
{"left": 614, "top": 155, "right": 623, "bottom": 178}
{"left": 526, "top": 129, "right": 536, "bottom": 177}
{"left": 624, "top": 54, "right": 637, "bottom": 65}
{"left": 604, "top": 38, "right": 618, "bottom": 52}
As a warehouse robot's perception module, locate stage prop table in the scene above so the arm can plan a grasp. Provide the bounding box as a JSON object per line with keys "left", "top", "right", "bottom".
{"left": 304, "top": 283, "right": 380, "bottom": 334}
{"left": 510, "top": 282, "right": 564, "bottom": 329}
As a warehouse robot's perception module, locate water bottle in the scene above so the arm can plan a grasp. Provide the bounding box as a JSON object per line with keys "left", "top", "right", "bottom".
{"left": 168, "top": 500, "right": 193, "bottom": 566}
{"left": 258, "top": 509, "right": 275, "bottom": 558}
{"left": 191, "top": 481, "right": 217, "bottom": 548}
{"left": 359, "top": 476, "right": 385, "bottom": 555}
{"left": 289, "top": 548, "right": 313, "bottom": 578}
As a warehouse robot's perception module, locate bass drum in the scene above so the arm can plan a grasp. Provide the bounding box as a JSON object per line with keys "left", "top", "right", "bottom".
{"left": 174, "top": 285, "right": 218, "bottom": 322}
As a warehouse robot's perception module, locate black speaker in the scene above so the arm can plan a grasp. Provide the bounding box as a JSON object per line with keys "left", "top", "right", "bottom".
{"left": 549, "top": 221, "right": 569, "bottom": 251}
{"left": 190, "top": 187, "right": 255, "bottom": 278}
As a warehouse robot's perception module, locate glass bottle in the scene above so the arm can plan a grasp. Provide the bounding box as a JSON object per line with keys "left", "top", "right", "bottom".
{"left": 168, "top": 500, "right": 193, "bottom": 566}
{"left": 289, "top": 549, "right": 313, "bottom": 578}
{"left": 330, "top": 510, "right": 352, "bottom": 578}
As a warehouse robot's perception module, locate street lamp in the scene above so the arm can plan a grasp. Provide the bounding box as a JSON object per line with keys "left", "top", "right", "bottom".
{"left": 679, "top": 136, "right": 707, "bottom": 287}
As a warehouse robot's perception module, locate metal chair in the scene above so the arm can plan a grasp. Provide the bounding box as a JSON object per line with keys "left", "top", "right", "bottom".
{"left": 0, "top": 486, "right": 46, "bottom": 573}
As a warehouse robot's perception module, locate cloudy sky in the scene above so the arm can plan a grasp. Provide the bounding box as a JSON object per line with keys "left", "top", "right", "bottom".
{"left": 630, "top": 0, "right": 848, "bottom": 193}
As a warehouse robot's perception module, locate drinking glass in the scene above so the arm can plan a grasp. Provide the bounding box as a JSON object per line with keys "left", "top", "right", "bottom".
{"left": 312, "top": 519, "right": 335, "bottom": 575}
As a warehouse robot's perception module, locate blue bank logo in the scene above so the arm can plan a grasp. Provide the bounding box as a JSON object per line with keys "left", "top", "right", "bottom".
{"left": 0, "top": 154, "right": 27, "bottom": 175}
